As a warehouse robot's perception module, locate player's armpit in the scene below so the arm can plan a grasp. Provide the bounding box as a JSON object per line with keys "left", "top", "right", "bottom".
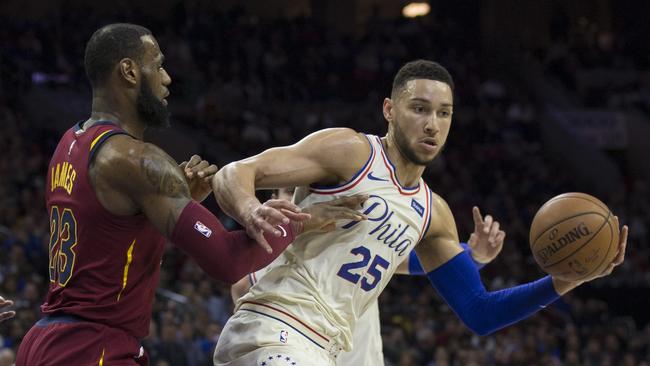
{"left": 231, "top": 275, "right": 253, "bottom": 303}
{"left": 414, "top": 192, "right": 464, "bottom": 272}
{"left": 96, "top": 137, "right": 192, "bottom": 237}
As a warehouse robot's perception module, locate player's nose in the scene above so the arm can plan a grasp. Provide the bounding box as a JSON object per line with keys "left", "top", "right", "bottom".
{"left": 424, "top": 116, "right": 439, "bottom": 135}
{"left": 161, "top": 69, "right": 172, "bottom": 86}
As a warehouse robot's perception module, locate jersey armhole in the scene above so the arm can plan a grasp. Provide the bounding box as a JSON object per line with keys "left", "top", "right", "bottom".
{"left": 309, "top": 134, "right": 376, "bottom": 193}
{"left": 88, "top": 131, "right": 131, "bottom": 168}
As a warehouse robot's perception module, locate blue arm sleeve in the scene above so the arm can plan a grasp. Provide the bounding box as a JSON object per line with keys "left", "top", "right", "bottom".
{"left": 409, "top": 242, "right": 484, "bottom": 275}
{"left": 408, "top": 250, "right": 426, "bottom": 275}
{"left": 460, "top": 242, "right": 485, "bottom": 270}
{"left": 426, "top": 251, "right": 559, "bottom": 336}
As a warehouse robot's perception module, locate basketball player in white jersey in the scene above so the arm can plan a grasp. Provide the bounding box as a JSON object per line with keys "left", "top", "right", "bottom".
{"left": 230, "top": 188, "right": 505, "bottom": 366}
{"left": 212, "top": 60, "right": 628, "bottom": 366}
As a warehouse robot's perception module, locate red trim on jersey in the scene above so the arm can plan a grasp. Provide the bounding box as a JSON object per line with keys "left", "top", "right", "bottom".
{"left": 242, "top": 301, "right": 330, "bottom": 342}
{"left": 309, "top": 137, "right": 376, "bottom": 195}
{"left": 373, "top": 136, "right": 421, "bottom": 196}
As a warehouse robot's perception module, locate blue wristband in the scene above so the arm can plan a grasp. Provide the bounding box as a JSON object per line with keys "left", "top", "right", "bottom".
{"left": 460, "top": 242, "right": 486, "bottom": 270}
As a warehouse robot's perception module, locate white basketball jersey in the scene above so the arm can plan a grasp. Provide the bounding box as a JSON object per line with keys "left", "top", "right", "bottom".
{"left": 241, "top": 135, "right": 432, "bottom": 351}
{"left": 337, "top": 300, "right": 384, "bottom": 366}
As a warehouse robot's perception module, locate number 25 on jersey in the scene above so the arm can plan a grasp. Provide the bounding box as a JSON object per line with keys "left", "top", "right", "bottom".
{"left": 337, "top": 246, "right": 390, "bottom": 291}
{"left": 48, "top": 206, "right": 78, "bottom": 286}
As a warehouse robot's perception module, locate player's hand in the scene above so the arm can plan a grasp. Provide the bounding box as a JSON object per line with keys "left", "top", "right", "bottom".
{"left": 580, "top": 216, "right": 628, "bottom": 282}
{"left": 245, "top": 199, "right": 312, "bottom": 253}
{"left": 467, "top": 206, "right": 506, "bottom": 265}
{"left": 180, "top": 155, "right": 219, "bottom": 202}
{"left": 0, "top": 296, "right": 15, "bottom": 322}
{"left": 300, "top": 195, "right": 369, "bottom": 234}
{"left": 552, "top": 216, "right": 629, "bottom": 294}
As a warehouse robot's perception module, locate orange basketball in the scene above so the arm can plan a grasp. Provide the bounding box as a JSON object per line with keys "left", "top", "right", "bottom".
{"left": 529, "top": 193, "right": 619, "bottom": 282}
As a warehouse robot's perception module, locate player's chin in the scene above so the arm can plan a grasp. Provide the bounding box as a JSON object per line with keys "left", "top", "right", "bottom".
{"left": 416, "top": 151, "right": 438, "bottom": 165}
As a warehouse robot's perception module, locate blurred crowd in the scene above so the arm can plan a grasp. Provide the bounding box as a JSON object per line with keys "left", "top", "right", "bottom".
{"left": 1, "top": 3, "right": 649, "bottom": 365}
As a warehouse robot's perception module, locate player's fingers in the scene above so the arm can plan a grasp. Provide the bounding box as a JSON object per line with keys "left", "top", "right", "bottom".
{"left": 260, "top": 208, "right": 291, "bottom": 226}
{"left": 613, "top": 225, "right": 628, "bottom": 266}
{"left": 278, "top": 209, "right": 311, "bottom": 222}
{"left": 253, "top": 216, "right": 284, "bottom": 236}
{"left": 495, "top": 230, "right": 506, "bottom": 247}
{"left": 601, "top": 262, "right": 616, "bottom": 276}
{"left": 472, "top": 206, "right": 483, "bottom": 228}
{"left": 0, "top": 311, "right": 15, "bottom": 321}
{"left": 468, "top": 233, "right": 478, "bottom": 248}
{"left": 265, "top": 199, "right": 303, "bottom": 213}
{"left": 0, "top": 299, "right": 13, "bottom": 308}
{"left": 321, "top": 223, "right": 337, "bottom": 232}
{"left": 489, "top": 221, "right": 500, "bottom": 242}
{"left": 179, "top": 161, "right": 188, "bottom": 170}
{"left": 483, "top": 215, "right": 493, "bottom": 234}
{"left": 185, "top": 155, "right": 203, "bottom": 177}
{"left": 326, "top": 207, "right": 366, "bottom": 221}
{"left": 325, "top": 194, "right": 369, "bottom": 208}
{"left": 186, "top": 154, "right": 202, "bottom": 168}
{"left": 329, "top": 194, "right": 369, "bottom": 209}
{"left": 189, "top": 160, "right": 209, "bottom": 175}
{"left": 250, "top": 229, "right": 272, "bottom": 253}
{"left": 197, "top": 164, "right": 219, "bottom": 178}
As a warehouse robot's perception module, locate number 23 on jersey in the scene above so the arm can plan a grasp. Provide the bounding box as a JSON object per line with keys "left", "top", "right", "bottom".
{"left": 48, "top": 205, "right": 78, "bottom": 286}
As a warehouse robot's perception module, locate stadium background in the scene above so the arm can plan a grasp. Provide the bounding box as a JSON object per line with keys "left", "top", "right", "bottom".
{"left": 0, "top": 0, "right": 648, "bottom": 364}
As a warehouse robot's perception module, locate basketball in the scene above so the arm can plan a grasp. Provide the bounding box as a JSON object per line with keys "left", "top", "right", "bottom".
{"left": 529, "top": 193, "right": 619, "bottom": 282}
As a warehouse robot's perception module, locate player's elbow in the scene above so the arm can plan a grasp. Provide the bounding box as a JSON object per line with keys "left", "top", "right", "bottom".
{"left": 467, "top": 323, "right": 494, "bottom": 336}
{"left": 459, "top": 316, "right": 495, "bottom": 336}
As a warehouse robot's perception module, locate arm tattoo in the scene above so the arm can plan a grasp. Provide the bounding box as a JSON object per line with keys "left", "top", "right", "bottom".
{"left": 139, "top": 146, "right": 190, "bottom": 199}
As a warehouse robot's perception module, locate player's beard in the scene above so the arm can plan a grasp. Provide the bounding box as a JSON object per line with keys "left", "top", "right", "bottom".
{"left": 136, "top": 79, "right": 170, "bottom": 129}
{"left": 392, "top": 119, "right": 440, "bottom": 166}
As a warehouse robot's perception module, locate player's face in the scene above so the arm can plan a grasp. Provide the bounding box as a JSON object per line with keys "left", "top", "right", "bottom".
{"left": 385, "top": 79, "right": 453, "bottom": 165}
{"left": 136, "top": 35, "right": 171, "bottom": 128}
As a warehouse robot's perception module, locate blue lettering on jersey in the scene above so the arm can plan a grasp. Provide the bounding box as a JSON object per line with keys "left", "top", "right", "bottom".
{"left": 342, "top": 195, "right": 412, "bottom": 256}
{"left": 411, "top": 199, "right": 424, "bottom": 217}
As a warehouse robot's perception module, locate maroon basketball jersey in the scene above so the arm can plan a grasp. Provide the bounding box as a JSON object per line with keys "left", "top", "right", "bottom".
{"left": 42, "top": 121, "right": 166, "bottom": 338}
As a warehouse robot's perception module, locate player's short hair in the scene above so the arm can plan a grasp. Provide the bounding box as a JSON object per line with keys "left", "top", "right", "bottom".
{"left": 84, "top": 23, "right": 152, "bottom": 88}
{"left": 391, "top": 60, "right": 454, "bottom": 98}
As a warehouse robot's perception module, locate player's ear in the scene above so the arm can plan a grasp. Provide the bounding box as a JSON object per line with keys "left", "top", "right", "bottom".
{"left": 118, "top": 58, "right": 139, "bottom": 86}
{"left": 383, "top": 98, "right": 394, "bottom": 124}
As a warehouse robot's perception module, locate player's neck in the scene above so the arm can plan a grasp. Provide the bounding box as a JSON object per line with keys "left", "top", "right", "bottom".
{"left": 89, "top": 91, "right": 146, "bottom": 139}
{"left": 381, "top": 137, "right": 425, "bottom": 188}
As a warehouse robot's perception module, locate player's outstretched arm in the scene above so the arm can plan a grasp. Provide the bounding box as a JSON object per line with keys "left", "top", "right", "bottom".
{"left": 414, "top": 192, "right": 628, "bottom": 336}
{"left": 94, "top": 136, "right": 300, "bottom": 283}
{"left": 212, "top": 128, "right": 371, "bottom": 251}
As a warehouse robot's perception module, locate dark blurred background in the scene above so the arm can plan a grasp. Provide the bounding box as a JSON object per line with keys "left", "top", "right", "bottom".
{"left": 0, "top": 0, "right": 648, "bottom": 365}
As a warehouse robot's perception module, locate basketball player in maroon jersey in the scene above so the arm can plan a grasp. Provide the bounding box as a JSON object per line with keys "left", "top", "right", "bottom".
{"left": 16, "top": 23, "right": 366, "bottom": 366}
